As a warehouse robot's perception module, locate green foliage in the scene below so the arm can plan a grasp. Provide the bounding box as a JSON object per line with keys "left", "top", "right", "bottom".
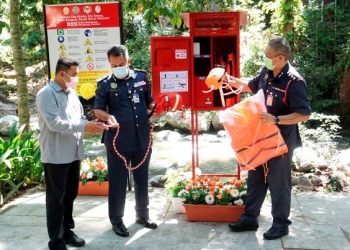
{"left": 299, "top": 112, "right": 342, "bottom": 161}
{"left": 0, "top": 80, "right": 16, "bottom": 97}
{"left": 0, "top": 123, "right": 43, "bottom": 206}
{"left": 238, "top": 3, "right": 266, "bottom": 77}
{"left": 326, "top": 176, "right": 342, "bottom": 192}
{"left": 124, "top": 0, "right": 234, "bottom": 30}
{"left": 294, "top": 1, "right": 350, "bottom": 111}
{"left": 302, "top": 112, "right": 341, "bottom": 139}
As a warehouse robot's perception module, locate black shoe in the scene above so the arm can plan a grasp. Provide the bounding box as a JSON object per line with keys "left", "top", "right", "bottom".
{"left": 112, "top": 222, "right": 130, "bottom": 237}
{"left": 263, "top": 227, "right": 289, "bottom": 240}
{"left": 228, "top": 220, "right": 259, "bottom": 232}
{"left": 64, "top": 230, "right": 85, "bottom": 247}
{"left": 136, "top": 217, "right": 158, "bottom": 229}
{"left": 48, "top": 241, "right": 67, "bottom": 250}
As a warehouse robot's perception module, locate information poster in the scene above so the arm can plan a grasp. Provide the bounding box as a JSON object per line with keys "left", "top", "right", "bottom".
{"left": 160, "top": 71, "right": 189, "bottom": 93}
{"left": 45, "top": 2, "right": 121, "bottom": 100}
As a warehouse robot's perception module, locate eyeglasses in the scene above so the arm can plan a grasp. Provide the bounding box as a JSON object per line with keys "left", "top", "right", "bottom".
{"left": 266, "top": 54, "right": 282, "bottom": 60}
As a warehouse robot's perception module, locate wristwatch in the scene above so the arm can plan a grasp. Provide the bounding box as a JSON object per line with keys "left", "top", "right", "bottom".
{"left": 274, "top": 116, "right": 280, "bottom": 124}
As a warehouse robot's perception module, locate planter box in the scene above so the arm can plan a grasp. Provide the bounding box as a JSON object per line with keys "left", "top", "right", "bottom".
{"left": 183, "top": 204, "right": 245, "bottom": 222}
{"left": 78, "top": 181, "right": 108, "bottom": 196}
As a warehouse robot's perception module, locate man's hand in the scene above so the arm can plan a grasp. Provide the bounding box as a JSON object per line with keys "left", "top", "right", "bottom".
{"left": 259, "top": 112, "right": 277, "bottom": 125}
{"left": 84, "top": 120, "right": 108, "bottom": 135}
{"left": 106, "top": 115, "right": 119, "bottom": 128}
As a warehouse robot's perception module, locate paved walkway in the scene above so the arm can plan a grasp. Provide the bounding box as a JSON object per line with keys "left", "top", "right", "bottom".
{"left": 0, "top": 187, "right": 350, "bottom": 250}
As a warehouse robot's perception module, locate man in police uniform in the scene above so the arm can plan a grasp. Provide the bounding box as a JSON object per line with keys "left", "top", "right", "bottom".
{"left": 227, "top": 37, "right": 311, "bottom": 240}
{"left": 94, "top": 45, "right": 157, "bottom": 237}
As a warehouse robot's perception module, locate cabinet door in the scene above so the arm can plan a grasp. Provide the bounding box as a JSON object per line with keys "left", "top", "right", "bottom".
{"left": 151, "top": 36, "right": 192, "bottom": 108}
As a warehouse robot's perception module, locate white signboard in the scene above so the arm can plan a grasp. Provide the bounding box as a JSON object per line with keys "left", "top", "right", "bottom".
{"left": 160, "top": 71, "right": 188, "bottom": 93}
{"left": 45, "top": 2, "right": 121, "bottom": 100}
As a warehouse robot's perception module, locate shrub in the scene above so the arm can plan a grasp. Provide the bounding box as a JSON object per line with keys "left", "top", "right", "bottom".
{"left": 0, "top": 124, "right": 43, "bottom": 206}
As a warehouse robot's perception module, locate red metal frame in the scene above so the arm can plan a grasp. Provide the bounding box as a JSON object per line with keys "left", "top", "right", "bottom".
{"left": 191, "top": 109, "right": 241, "bottom": 179}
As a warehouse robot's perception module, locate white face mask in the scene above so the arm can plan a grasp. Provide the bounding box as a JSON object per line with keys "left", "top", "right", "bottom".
{"left": 112, "top": 65, "right": 129, "bottom": 79}
{"left": 63, "top": 72, "right": 79, "bottom": 89}
{"left": 66, "top": 76, "right": 79, "bottom": 89}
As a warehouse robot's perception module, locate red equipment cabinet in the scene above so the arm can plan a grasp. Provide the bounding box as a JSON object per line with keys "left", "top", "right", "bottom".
{"left": 151, "top": 12, "right": 243, "bottom": 178}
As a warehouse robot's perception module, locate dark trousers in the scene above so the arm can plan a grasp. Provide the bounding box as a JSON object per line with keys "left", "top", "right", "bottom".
{"left": 106, "top": 148, "right": 151, "bottom": 225}
{"left": 44, "top": 161, "right": 80, "bottom": 249}
{"left": 241, "top": 153, "right": 292, "bottom": 229}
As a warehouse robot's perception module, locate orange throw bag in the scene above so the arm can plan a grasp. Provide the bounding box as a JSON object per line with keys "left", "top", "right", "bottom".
{"left": 219, "top": 90, "right": 288, "bottom": 171}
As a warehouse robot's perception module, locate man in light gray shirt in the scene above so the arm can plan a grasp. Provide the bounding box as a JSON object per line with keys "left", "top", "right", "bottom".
{"left": 36, "top": 57, "right": 107, "bottom": 250}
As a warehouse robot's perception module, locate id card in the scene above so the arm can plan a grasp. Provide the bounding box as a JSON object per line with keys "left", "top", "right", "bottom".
{"left": 133, "top": 93, "right": 140, "bottom": 103}
{"left": 266, "top": 94, "right": 273, "bottom": 106}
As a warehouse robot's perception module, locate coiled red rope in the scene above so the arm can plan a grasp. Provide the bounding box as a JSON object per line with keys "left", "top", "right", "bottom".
{"left": 112, "top": 122, "right": 153, "bottom": 171}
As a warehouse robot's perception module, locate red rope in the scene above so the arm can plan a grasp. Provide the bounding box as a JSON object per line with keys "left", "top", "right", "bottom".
{"left": 112, "top": 122, "right": 153, "bottom": 171}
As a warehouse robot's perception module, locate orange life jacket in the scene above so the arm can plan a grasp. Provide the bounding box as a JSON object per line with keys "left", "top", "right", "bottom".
{"left": 219, "top": 90, "right": 288, "bottom": 171}
{"left": 154, "top": 93, "right": 183, "bottom": 116}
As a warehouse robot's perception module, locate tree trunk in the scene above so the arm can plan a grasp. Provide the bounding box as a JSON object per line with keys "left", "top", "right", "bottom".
{"left": 9, "top": 0, "right": 30, "bottom": 133}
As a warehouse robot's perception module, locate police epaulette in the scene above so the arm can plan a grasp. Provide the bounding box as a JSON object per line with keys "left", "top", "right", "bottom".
{"left": 133, "top": 68, "right": 147, "bottom": 73}
{"left": 287, "top": 69, "right": 304, "bottom": 81}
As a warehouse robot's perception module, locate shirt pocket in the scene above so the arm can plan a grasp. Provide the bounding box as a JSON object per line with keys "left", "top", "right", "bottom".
{"left": 271, "top": 87, "right": 286, "bottom": 110}
{"left": 109, "top": 89, "right": 122, "bottom": 103}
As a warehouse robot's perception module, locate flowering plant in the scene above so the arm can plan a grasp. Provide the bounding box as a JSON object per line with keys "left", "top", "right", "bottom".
{"left": 80, "top": 157, "right": 108, "bottom": 185}
{"left": 178, "top": 176, "right": 247, "bottom": 206}
{"left": 165, "top": 168, "right": 201, "bottom": 198}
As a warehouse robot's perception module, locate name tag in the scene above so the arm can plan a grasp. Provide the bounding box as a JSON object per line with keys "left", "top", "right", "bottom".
{"left": 266, "top": 94, "right": 273, "bottom": 106}
{"left": 133, "top": 93, "right": 140, "bottom": 103}
{"left": 134, "top": 81, "right": 146, "bottom": 88}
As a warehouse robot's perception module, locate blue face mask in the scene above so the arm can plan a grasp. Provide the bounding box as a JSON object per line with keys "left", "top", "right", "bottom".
{"left": 112, "top": 65, "right": 129, "bottom": 79}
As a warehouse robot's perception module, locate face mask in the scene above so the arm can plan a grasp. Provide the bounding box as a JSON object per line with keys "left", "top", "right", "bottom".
{"left": 112, "top": 65, "right": 129, "bottom": 79}
{"left": 66, "top": 76, "right": 79, "bottom": 89}
{"left": 264, "top": 57, "right": 275, "bottom": 71}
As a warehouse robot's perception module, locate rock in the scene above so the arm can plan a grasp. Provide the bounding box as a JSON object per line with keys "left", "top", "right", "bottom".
{"left": 217, "top": 130, "right": 228, "bottom": 138}
{"left": 291, "top": 176, "right": 299, "bottom": 186}
{"left": 315, "top": 163, "right": 328, "bottom": 171}
{"left": 293, "top": 147, "right": 326, "bottom": 173}
{"left": 211, "top": 112, "right": 224, "bottom": 130}
{"left": 154, "top": 130, "right": 182, "bottom": 142}
{"left": 0, "top": 95, "right": 17, "bottom": 116}
{"left": 165, "top": 111, "right": 211, "bottom": 132}
{"left": 0, "top": 115, "right": 19, "bottom": 136}
{"left": 296, "top": 163, "right": 314, "bottom": 173}
{"left": 149, "top": 159, "right": 178, "bottom": 175}
{"left": 311, "top": 175, "right": 323, "bottom": 186}
{"left": 149, "top": 175, "right": 167, "bottom": 187}
{"left": 315, "top": 169, "right": 322, "bottom": 176}
{"left": 297, "top": 176, "right": 312, "bottom": 187}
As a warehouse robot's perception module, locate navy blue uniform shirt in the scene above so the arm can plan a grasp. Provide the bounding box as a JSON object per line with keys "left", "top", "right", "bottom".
{"left": 248, "top": 63, "right": 311, "bottom": 152}
{"left": 94, "top": 69, "right": 154, "bottom": 152}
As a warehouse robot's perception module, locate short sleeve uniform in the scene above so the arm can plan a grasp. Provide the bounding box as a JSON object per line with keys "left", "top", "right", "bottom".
{"left": 248, "top": 63, "right": 311, "bottom": 152}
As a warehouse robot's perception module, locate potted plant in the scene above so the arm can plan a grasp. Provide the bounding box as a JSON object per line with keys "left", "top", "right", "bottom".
{"left": 78, "top": 157, "right": 108, "bottom": 196}
{"left": 165, "top": 169, "right": 192, "bottom": 213}
{"left": 178, "top": 175, "right": 247, "bottom": 222}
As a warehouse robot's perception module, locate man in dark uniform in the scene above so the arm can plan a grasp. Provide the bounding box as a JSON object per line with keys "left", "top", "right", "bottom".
{"left": 94, "top": 45, "right": 157, "bottom": 237}
{"left": 227, "top": 37, "right": 311, "bottom": 240}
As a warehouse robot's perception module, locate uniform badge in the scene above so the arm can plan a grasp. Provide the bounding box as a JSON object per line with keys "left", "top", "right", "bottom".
{"left": 134, "top": 81, "right": 146, "bottom": 88}
{"left": 110, "top": 82, "right": 117, "bottom": 89}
